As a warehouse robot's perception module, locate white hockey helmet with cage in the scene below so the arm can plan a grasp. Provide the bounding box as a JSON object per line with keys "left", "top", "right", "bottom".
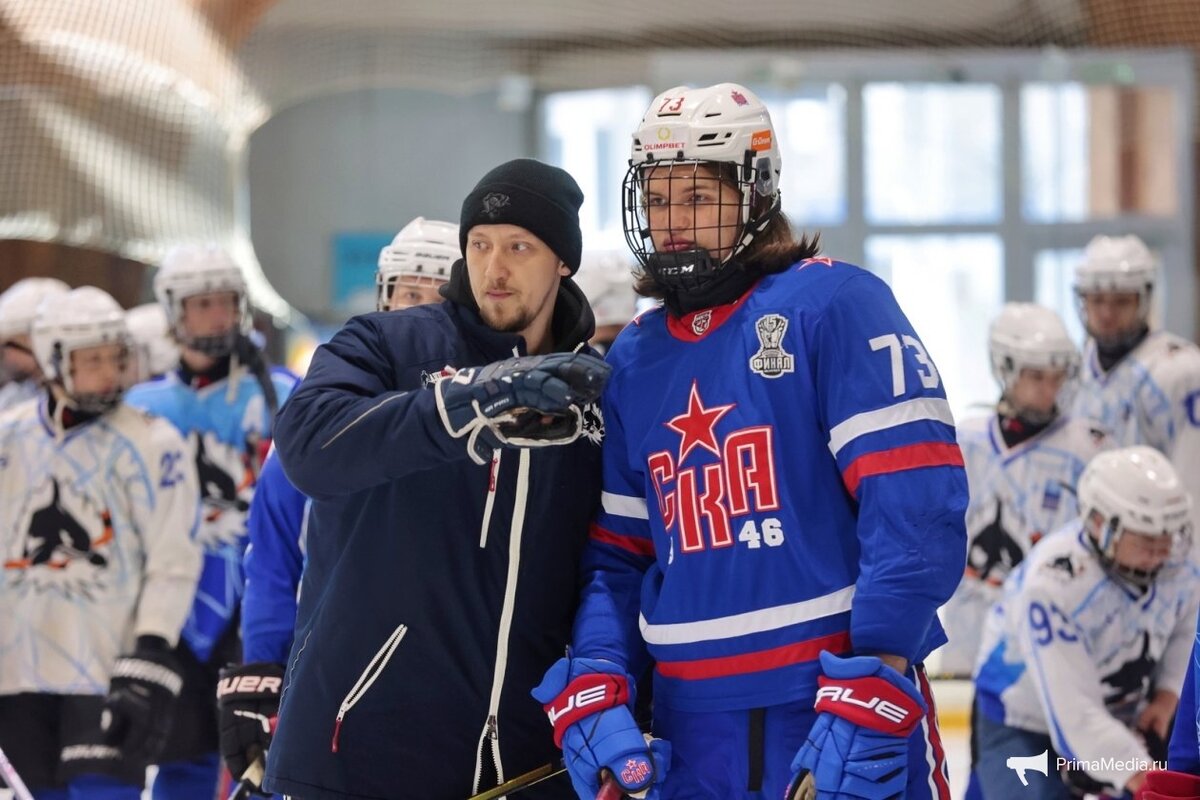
{"left": 0, "top": 277, "right": 71, "bottom": 341}
{"left": 31, "top": 286, "right": 131, "bottom": 413}
{"left": 1074, "top": 235, "right": 1156, "bottom": 323}
{"left": 125, "top": 302, "right": 180, "bottom": 380}
{"left": 989, "top": 302, "right": 1079, "bottom": 414}
{"left": 154, "top": 243, "right": 249, "bottom": 356}
{"left": 1077, "top": 445, "right": 1192, "bottom": 588}
{"left": 622, "top": 83, "right": 782, "bottom": 282}
{"left": 375, "top": 217, "right": 458, "bottom": 311}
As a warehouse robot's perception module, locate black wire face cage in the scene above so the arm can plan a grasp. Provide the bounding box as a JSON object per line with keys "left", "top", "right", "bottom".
{"left": 52, "top": 341, "right": 130, "bottom": 414}
{"left": 621, "top": 154, "right": 777, "bottom": 294}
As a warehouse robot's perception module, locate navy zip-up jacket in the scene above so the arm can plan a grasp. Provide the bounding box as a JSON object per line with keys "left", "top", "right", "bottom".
{"left": 266, "top": 271, "right": 603, "bottom": 800}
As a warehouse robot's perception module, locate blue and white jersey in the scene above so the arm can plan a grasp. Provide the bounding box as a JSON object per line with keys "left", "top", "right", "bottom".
{"left": 125, "top": 364, "right": 296, "bottom": 662}
{"left": 939, "top": 414, "right": 1109, "bottom": 676}
{"left": 572, "top": 259, "right": 969, "bottom": 712}
{"left": 975, "top": 526, "right": 1200, "bottom": 789}
{"left": 1074, "top": 331, "right": 1200, "bottom": 527}
{"left": 242, "top": 450, "right": 308, "bottom": 665}
{"left": 0, "top": 399, "right": 201, "bottom": 694}
{"left": 0, "top": 379, "right": 39, "bottom": 414}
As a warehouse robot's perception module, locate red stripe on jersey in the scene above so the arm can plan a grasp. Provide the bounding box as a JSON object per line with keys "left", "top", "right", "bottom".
{"left": 841, "top": 442, "right": 964, "bottom": 496}
{"left": 655, "top": 631, "right": 851, "bottom": 680}
{"left": 589, "top": 523, "right": 655, "bottom": 557}
{"left": 916, "top": 665, "right": 953, "bottom": 799}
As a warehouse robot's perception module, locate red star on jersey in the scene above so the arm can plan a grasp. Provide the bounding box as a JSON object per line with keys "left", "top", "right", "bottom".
{"left": 665, "top": 381, "right": 735, "bottom": 463}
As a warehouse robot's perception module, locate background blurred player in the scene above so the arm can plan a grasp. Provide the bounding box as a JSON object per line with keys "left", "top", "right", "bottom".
{"left": 1072, "top": 235, "right": 1200, "bottom": 528}
{"left": 974, "top": 446, "right": 1198, "bottom": 799}
{"left": 124, "top": 245, "right": 297, "bottom": 800}
{"left": 573, "top": 250, "right": 639, "bottom": 353}
{"left": 125, "top": 302, "right": 180, "bottom": 384}
{"left": 0, "top": 287, "right": 201, "bottom": 800}
{"left": 0, "top": 278, "right": 70, "bottom": 413}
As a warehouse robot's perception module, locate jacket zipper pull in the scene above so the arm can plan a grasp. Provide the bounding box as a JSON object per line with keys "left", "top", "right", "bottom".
{"left": 486, "top": 714, "right": 498, "bottom": 740}
{"left": 332, "top": 708, "right": 346, "bottom": 752}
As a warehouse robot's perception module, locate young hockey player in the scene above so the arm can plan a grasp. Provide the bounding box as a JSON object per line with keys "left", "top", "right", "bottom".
{"left": 124, "top": 245, "right": 296, "bottom": 800}
{"left": 266, "top": 161, "right": 610, "bottom": 800}
{"left": 125, "top": 303, "right": 180, "bottom": 384}
{"left": 974, "top": 446, "right": 1198, "bottom": 799}
{"left": 0, "top": 278, "right": 70, "bottom": 412}
{"left": 0, "top": 287, "right": 201, "bottom": 799}
{"left": 1072, "top": 235, "right": 1200, "bottom": 523}
{"left": 216, "top": 217, "right": 459, "bottom": 796}
{"left": 532, "top": 83, "right": 968, "bottom": 800}
{"left": 942, "top": 302, "right": 1109, "bottom": 677}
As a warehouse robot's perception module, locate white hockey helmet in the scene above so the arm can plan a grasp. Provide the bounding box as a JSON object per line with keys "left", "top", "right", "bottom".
{"left": 1077, "top": 445, "right": 1192, "bottom": 587}
{"left": 375, "top": 217, "right": 458, "bottom": 311}
{"left": 574, "top": 251, "right": 638, "bottom": 328}
{"left": 1074, "top": 235, "right": 1156, "bottom": 321}
{"left": 125, "top": 302, "right": 180, "bottom": 381}
{"left": 989, "top": 303, "right": 1079, "bottom": 415}
{"left": 31, "top": 286, "right": 131, "bottom": 413}
{"left": 154, "top": 243, "right": 249, "bottom": 356}
{"left": 0, "top": 277, "right": 71, "bottom": 342}
{"left": 622, "top": 83, "right": 782, "bottom": 276}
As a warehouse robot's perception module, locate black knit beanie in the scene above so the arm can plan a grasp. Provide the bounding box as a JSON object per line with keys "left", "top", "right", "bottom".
{"left": 459, "top": 158, "right": 585, "bottom": 274}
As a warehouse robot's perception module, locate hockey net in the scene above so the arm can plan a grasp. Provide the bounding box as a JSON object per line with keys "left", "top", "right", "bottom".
{"left": 0, "top": 0, "right": 1197, "bottom": 321}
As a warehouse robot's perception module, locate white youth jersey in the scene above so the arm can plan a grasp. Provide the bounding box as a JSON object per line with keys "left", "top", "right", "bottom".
{"left": 0, "top": 398, "right": 202, "bottom": 695}
{"left": 0, "top": 379, "right": 38, "bottom": 413}
{"left": 975, "top": 526, "right": 1200, "bottom": 789}
{"left": 1074, "top": 331, "right": 1200, "bottom": 525}
{"left": 939, "top": 414, "right": 1109, "bottom": 676}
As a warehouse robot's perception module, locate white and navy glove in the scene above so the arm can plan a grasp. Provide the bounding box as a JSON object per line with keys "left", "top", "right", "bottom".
{"left": 101, "top": 635, "right": 184, "bottom": 763}
{"left": 217, "top": 662, "right": 284, "bottom": 796}
{"left": 532, "top": 657, "right": 670, "bottom": 800}
{"left": 787, "top": 651, "right": 927, "bottom": 800}
{"left": 434, "top": 352, "right": 611, "bottom": 464}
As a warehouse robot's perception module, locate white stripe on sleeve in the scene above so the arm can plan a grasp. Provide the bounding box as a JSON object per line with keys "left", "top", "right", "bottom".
{"left": 601, "top": 491, "right": 649, "bottom": 520}
{"left": 827, "top": 397, "right": 955, "bottom": 458}
{"left": 640, "top": 585, "right": 855, "bottom": 646}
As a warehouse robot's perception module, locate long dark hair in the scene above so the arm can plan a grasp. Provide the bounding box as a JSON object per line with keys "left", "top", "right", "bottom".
{"left": 631, "top": 164, "right": 821, "bottom": 299}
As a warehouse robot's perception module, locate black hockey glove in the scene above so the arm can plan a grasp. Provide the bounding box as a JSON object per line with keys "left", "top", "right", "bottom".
{"left": 217, "top": 662, "right": 285, "bottom": 796}
{"left": 434, "top": 351, "right": 611, "bottom": 464}
{"left": 101, "top": 635, "right": 183, "bottom": 763}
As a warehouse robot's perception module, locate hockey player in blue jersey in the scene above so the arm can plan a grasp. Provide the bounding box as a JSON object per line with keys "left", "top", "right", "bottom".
{"left": 124, "top": 245, "right": 297, "bottom": 800}
{"left": 531, "top": 83, "right": 969, "bottom": 800}
{"left": 973, "top": 446, "right": 1198, "bottom": 800}
{"left": 1072, "top": 235, "right": 1200, "bottom": 531}
{"left": 0, "top": 287, "right": 202, "bottom": 799}
{"left": 0, "top": 278, "right": 70, "bottom": 412}
{"left": 215, "top": 217, "right": 459, "bottom": 797}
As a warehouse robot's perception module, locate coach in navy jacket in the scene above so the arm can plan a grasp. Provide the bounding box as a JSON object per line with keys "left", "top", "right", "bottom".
{"left": 267, "top": 160, "right": 605, "bottom": 800}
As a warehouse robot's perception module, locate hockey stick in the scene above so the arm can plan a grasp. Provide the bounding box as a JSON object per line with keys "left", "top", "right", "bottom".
{"left": 0, "top": 745, "right": 34, "bottom": 800}
{"left": 466, "top": 764, "right": 622, "bottom": 800}
{"left": 230, "top": 757, "right": 265, "bottom": 800}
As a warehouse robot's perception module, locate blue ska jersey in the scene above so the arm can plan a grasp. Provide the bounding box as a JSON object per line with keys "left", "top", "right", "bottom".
{"left": 975, "top": 526, "right": 1200, "bottom": 788}
{"left": 125, "top": 365, "right": 296, "bottom": 662}
{"left": 573, "top": 259, "right": 969, "bottom": 712}
{"left": 938, "top": 414, "right": 1110, "bottom": 676}
{"left": 1167, "top": 621, "right": 1199, "bottom": 772}
{"left": 242, "top": 450, "right": 308, "bottom": 664}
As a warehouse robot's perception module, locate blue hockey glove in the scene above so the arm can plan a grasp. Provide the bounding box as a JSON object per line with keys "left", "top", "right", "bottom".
{"left": 532, "top": 657, "right": 670, "bottom": 800}
{"left": 433, "top": 352, "right": 610, "bottom": 464}
{"left": 787, "top": 651, "right": 927, "bottom": 800}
